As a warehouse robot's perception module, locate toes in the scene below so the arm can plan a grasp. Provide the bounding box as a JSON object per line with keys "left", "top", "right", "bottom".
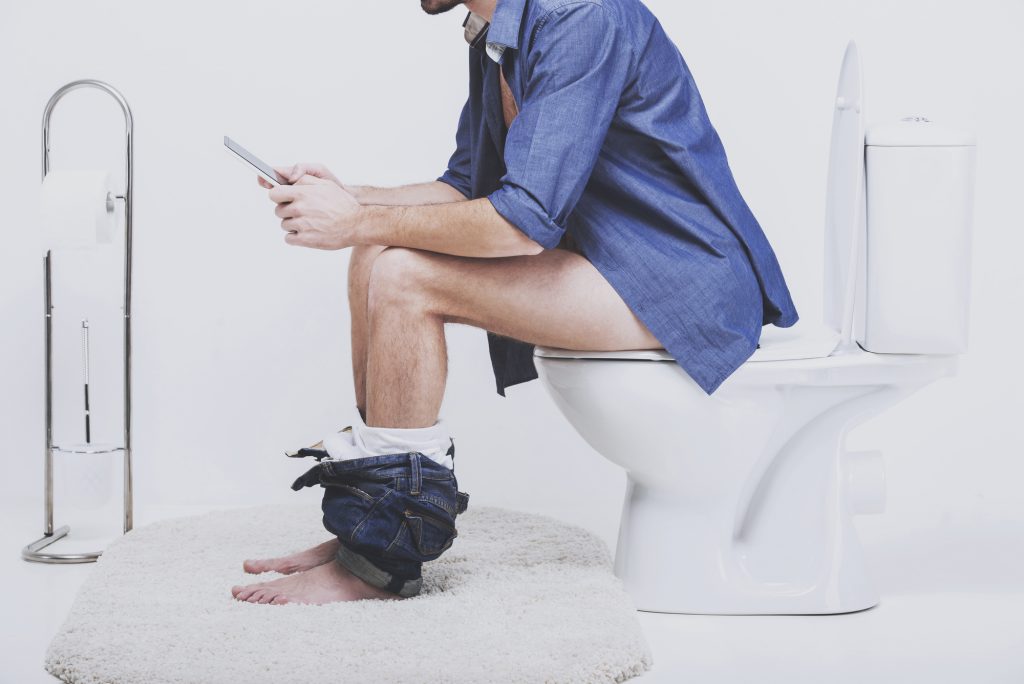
{"left": 237, "top": 583, "right": 264, "bottom": 601}
{"left": 242, "top": 560, "right": 264, "bottom": 574}
{"left": 243, "top": 557, "right": 300, "bottom": 575}
{"left": 235, "top": 583, "right": 291, "bottom": 605}
{"left": 231, "top": 583, "right": 262, "bottom": 600}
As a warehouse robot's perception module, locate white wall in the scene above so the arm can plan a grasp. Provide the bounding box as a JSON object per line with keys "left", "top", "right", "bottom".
{"left": 1, "top": 0, "right": 1021, "bottom": 554}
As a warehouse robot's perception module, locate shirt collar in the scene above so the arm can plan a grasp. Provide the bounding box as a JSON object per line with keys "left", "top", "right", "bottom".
{"left": 463, "top": 0, "right": 525, "bottom": 64}
{"left": 486, "top": 0, "right": 525, "bottom": 54}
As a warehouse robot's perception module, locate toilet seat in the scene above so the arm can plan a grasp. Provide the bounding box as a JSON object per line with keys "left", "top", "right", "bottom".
{"left": 534, "top": 319, "right": 956, "bottom": 391}
{"left": 534, "top": 317, "right": 842, "bottom": 364}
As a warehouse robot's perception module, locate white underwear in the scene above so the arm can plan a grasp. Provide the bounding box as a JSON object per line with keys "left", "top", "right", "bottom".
{"left": 322, "top": 413, "right": 454, "bottom": 470}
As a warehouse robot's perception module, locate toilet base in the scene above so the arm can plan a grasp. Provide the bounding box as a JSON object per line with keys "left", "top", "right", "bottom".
{"left": 612, "top": 476, "right": 881, "bottom": 615}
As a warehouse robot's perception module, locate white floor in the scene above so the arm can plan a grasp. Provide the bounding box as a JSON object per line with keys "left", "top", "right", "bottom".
{"left": 3, "top": 504, "right": 1023, "bottom": 684}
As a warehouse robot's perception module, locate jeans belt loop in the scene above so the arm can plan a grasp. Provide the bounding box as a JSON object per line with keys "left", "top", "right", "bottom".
{"left": 409, "top": 451, "right": 422, "bottom": 496}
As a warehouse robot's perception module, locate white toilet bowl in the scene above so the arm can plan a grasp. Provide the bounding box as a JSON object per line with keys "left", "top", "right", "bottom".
{"left": 535, "top": 323, "right": 957, "bottom": 614}
{"left": 533, "top": 42, "right": 973, "bottom": 615}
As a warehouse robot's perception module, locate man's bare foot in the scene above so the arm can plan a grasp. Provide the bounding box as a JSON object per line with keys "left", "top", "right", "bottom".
{"left": 242, "top": 538, "right": 340, "bottom": 575}
{"left": 231, "top": 559, "right": 404, "bottom": 605}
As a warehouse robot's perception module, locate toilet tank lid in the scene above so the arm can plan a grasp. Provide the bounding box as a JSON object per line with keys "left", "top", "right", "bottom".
{"left": 866, "top": 116, "right": 976, "bottom": 147}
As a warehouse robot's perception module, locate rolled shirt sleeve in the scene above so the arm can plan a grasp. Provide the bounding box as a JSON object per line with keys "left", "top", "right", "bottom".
{"left": 488, "top": 3, "right": 633, "bottom": 249}
{"left": 436, "top": 95, "right": 474, "bottom": 200}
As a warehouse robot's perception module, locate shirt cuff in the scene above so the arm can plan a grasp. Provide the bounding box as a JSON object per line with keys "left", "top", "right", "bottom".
{"left": 487, "top": 183, "right": 566, "bottom": 250}
{"left": 436, "top": 170, "right": 471, "bottom": 200}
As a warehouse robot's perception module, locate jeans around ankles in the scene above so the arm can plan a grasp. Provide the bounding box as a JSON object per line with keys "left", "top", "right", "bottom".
{"left": 290, "top": 451, "right": 469, "bottom": 598}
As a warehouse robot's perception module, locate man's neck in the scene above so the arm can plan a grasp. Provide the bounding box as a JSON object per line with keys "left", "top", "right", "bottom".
{"left": 464, "top": 0, "right": 497, "bottom": 22}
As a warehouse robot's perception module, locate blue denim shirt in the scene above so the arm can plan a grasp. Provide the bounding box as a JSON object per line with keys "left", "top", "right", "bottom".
{"left": 438, "top": 0, "right": 799, "bottom": 396}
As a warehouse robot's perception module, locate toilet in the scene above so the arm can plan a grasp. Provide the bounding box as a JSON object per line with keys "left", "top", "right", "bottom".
{"left": 533, "top": 41, "right": 976, "bottom": 615}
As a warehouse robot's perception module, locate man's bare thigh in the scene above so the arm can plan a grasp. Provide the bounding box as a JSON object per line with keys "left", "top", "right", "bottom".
{"left": 418, "top": 246, "right": 662, "bottom": 352}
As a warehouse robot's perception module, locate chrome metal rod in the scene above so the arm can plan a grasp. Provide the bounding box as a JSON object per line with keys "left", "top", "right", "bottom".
{"left": 43, "top": 251, "right": 53, "bottom": 536}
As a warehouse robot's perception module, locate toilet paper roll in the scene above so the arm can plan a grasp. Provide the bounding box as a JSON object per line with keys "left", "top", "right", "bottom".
{"left": 40, "top": 170, "right": 118, "bottom": 250}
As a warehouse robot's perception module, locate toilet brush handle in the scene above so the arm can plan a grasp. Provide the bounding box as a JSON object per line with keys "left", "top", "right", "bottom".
{"left": 81, "top": 320, "right": 91, "bottom": 444}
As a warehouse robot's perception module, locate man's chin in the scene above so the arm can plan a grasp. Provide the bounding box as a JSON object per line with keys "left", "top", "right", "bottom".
{"left": 420, "top": 0, "right": 464, "bottom": 15}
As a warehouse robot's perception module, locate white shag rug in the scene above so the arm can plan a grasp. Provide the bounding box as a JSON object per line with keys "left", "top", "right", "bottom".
{"left": 45, "top": 503, "right": 653, "bottom": 683}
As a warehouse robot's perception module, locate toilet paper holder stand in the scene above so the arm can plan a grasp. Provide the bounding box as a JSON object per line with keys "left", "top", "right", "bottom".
{"left": 22, "top": 80, "right": 135, "bottom": 564}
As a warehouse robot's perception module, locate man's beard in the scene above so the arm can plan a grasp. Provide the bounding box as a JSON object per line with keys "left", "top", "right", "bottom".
{"left": 420, "top": 0, "right": 464, "bottom": 15}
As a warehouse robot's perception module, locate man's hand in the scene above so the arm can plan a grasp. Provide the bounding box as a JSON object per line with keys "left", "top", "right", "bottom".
{"left": 257, "top": 162, "right": 339, "bottom": 188}
{"left": 269, "top": 175, "right": 362, "bottom": 250}
{"left": 258, "top": 162, "right": 363, "bottom": 200}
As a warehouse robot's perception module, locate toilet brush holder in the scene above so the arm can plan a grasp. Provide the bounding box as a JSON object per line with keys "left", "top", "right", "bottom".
{"left": 21, "top": 80, "right": 135, "bottom": 565}
{"left": 51, "top": 443, "right": 125, "bottom": 544}
{"left": 53, "top": 444, "right": 121, "bottom": 511}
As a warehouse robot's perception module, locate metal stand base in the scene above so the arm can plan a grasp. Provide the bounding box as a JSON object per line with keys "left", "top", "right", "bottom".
{"left": 22, "top": 526, "right": 102, "bottom": 564}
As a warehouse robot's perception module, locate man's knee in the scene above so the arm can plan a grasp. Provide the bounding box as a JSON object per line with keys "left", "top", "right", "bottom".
{"left": 367, "top": 247, "right": 435, "bottom": 311}
{"left": 348, "top": 244, "right": 388, "bottom": 301}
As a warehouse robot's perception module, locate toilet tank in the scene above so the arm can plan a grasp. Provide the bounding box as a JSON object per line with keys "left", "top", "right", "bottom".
{"left": 856, "top": 116, "right": 977, "bottom": 354}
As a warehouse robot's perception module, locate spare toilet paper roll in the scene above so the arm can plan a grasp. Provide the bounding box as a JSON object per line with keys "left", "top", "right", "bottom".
{"left": 40, "top": 169, "right": 118, "bottom": 250}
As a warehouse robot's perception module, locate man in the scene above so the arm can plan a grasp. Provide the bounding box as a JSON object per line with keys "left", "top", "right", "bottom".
{"left": 231, "top": 0, "right": 798, "bottom": 605}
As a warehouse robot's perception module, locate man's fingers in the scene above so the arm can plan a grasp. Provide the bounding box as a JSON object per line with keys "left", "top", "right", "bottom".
{"left": 270, "top": 163, "right": 335, "bottom": 184}
{"left": 281, "top": 217, "right": 301, "bottom": 233}
{"left": 279, "top": 164, "right": 321, "bottom": 183}
{"left": 275, "top": 202, "right": 299, "bottom": 219}
{"left": 295, "top": 174, "right": 327, "bottom": 185}
{"left": 284, "top": 229, "right": 307, "bottom": 247}
{"left": 257, "top": 177, "right": 273, "bottom": 189}
{"left": 274, "top": 165, "right": 298, "bottom": 182}
{"left": 269, "top": 185, "right": 300, "bottom": 203}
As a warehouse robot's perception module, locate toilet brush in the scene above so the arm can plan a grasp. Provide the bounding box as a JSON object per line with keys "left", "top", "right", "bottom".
{"left": 82, "top": 319, "right": 91, "bottom": 444}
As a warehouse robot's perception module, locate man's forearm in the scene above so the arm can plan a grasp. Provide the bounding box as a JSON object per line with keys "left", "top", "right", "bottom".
{"left": 354, "top": 198, "right": 544, "bottom": 258}
{"left": 350, "top": 180, "right": 467, "bottom": 207}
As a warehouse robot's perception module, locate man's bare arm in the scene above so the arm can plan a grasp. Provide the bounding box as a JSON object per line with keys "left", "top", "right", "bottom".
{"left": 260, "top": 164, "right": 468, "bottom": 206}
{"left": 349, "top": 181, "right": 468, "bottom": 206}
{"left": 355, "top": 198, "right": 543, "bottom": 258}
{"left": 270, "top": 176, "right": 544, "bottom": 258}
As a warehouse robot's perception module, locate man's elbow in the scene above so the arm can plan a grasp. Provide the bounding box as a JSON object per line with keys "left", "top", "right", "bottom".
{"left": 485, "top": 200, "right": 548, "bottom": 256}
{"left": 518, "top": 237, "right": 545, "bottom": 256}
{"left": 492, "top": 213, "right": 546, "bottom": 256}
{"left": 493, "top": 239, "right": 544, "bottom": 258}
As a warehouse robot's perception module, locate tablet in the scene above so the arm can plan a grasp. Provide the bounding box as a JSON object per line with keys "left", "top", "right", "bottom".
{"left": 223, "top": 136, "right": 290, "bottom": 186}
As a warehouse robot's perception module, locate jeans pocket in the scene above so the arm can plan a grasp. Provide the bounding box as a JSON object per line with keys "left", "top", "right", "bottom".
{"left": 402, "top": 507, "right": 458, "bottom": 558}
{"left": 322, "top": 484, "right": 394, "bottom": 543}
{"left": 332, "top": 483, "right": 376, "bottom": 503}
